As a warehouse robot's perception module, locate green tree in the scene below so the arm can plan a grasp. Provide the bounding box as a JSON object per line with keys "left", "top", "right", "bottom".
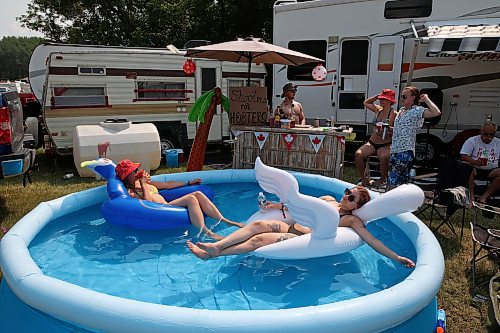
{"left": 19, "top": 0, "right": 275, "bottom": 48}
{"left": 0, "top": 37, "right": 44, "bottom": 80}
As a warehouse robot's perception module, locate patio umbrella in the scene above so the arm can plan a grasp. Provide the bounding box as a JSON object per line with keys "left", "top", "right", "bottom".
{"left": 185, "top": 37, "right": 324, "bottom": 85}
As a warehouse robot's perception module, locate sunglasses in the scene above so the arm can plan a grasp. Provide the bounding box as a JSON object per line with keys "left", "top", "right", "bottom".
{"left": 132, "top": 168, "right": 145, "bottom": 178}
{"left": 482, "top": 132, "right": 496, "bottom": 137}
{"left": 287, "top": 88, "right": 297, "bottom": 93}
{"left": 401, "top": 95, "right": 411, "bottom": 100}
{"left": 343, "top": 188, "right": 357, "bottom": 203}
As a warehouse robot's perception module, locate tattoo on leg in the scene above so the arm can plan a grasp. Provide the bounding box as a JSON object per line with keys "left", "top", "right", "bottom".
{"left": 268, "top": 223, "right": 282, "bottom": 233}
{"left": 276, "top": 235, "right": 293, "bottom": 243}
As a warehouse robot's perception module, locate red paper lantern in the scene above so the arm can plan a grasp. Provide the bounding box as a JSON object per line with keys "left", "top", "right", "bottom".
{"left": 312, "top": 63, "right": 327, "bottom": 81}
{"left": 183, "top": 59, "right": 196, "bottom": 75}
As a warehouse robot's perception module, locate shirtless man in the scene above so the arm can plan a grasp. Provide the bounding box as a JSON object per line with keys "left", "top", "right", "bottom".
{"left": 278, "top": 83, "right": 306, "bottom": 125}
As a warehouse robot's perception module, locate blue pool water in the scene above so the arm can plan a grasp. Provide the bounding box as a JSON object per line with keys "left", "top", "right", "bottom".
{"left": 29, "top": 182, "right": 416, "bottom": 311}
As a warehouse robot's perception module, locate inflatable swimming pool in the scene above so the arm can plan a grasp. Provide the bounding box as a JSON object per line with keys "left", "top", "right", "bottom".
{"left": 0, "top": 168, "right": 444, "bottom": 333}
{"left": 81, "top": 158, "right": 214, "bottom": 229}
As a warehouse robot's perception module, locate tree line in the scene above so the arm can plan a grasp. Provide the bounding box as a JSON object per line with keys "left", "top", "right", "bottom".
{"left": 18, "top": 0, "right": 276, "bottom": 48}
{"left": 1, "top": 0, "right": 278, "bottom": 80}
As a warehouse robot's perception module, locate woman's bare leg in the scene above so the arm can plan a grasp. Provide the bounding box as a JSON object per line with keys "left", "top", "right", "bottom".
{"left": 170, "top": 194, "right": 222, "bottom": 240}
{"left": 187, "top": 232, "right": 297, "bottom": 260}
{"left": 192, "top": 191, "right": 244, "bottom": 228}
{"left": 355, "top": 143, "right": 376, "bottom": 186}
{"left": 196, "top": 220, "right": 290, "bottom": 257}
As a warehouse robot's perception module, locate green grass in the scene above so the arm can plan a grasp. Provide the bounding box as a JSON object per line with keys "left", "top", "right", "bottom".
{"left": 0, "top": 151, "right": 499, "bottom": 332}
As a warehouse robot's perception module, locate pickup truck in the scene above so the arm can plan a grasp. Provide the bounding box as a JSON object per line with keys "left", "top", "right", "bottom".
{"left": 0, "top": 91, "right": 36, "bottom": 184}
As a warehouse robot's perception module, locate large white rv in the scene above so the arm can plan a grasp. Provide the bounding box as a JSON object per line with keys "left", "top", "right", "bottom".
{"left": 273, "top": 0, "right": 500, "bottom": 163}
{"left": 29, "top": 43, "right": 266, "bottom": 155}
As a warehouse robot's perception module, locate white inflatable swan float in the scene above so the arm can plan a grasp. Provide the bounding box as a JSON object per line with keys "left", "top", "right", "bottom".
{"left": 248, "top": 157, "right": 425, "bottom": 259}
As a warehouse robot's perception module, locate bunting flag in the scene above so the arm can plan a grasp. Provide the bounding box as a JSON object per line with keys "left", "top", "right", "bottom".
{"left": 336, "top": 135, "right": 346, "bottom": 148}
{"left": 308, "top": 134, "right": 325, "bottom": 153}
{"left": 254, "top": 132, "right": 269, "bottom": 150}
{"left": 281, "top": 133, "right": 297, "bottom": 150}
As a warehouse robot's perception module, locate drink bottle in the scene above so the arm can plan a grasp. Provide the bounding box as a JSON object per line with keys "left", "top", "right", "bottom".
{"left": 436, "top": 309, "right": 446, "bottom": 333}
{"left": 257, "top": 192, "right": 267, "bottom": 212}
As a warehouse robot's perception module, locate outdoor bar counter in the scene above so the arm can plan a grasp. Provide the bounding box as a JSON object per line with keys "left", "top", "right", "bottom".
{"left": 231, "top": 125, "right": 349, "bottom": 178}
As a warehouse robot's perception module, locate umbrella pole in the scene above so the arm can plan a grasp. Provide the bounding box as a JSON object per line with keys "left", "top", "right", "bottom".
{"left": 247, "top": 58, "right": 252, "bottom": 86}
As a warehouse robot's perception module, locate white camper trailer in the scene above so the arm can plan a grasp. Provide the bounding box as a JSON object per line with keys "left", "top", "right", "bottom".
{"left": 29, "top": 43, "right": 266, "bottom": 155}
{"left": 273, "top": 0, "right": 500, "bottom": 163}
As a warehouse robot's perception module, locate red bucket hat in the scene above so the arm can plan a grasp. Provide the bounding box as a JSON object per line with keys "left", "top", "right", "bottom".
{"left": 377, "top": 89, "right": 396, "bottom": 103}
{"left": 115, "top": 159, "right": 141, "bottom": 180}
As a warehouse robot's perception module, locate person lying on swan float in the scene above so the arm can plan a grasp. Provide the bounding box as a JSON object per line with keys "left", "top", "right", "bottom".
{"left": 82, "top": 158, "right": 243, "bottom": 239}
{"left": 187, "top": 157, "right": 423, "bottom": 266}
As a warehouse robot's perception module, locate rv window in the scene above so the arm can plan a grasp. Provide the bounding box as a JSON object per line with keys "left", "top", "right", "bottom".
{"left": 52, "top": 86, "right": 107, "bottom": 108}
{"left": 341, "top": 40, "right": 368, "bottom": 75}
{"left": 287, "top": 40, "right": 327, "bottom": 81}
{"left": 378, "top": 43, "right": 395, "bottom": 72}
{"left": 339, "top": 93, "right": 365, "bottom": 109}
{"left": 135, "top": 81, "right": 188, "bottom": 101}
{"left": 384, "top": 0, "right": 432, "bottom": 19}
{"left": 228, "top": 79, "right": 261, "bottom": 87}
{"left": 201, "top": 68, "right": 217, "bottom": 94}
{"left": 78, "top": 66, "right": 106, "bottom": 76}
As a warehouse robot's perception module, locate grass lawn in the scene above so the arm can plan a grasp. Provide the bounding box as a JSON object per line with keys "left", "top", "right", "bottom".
{"left": 0, "top": 150, "right": 499, "bottom": 332}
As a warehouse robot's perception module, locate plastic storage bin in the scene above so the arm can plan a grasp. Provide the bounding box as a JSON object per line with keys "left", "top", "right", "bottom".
{"left": 1, "top": 159, "right": 23, "bottom": 177}
{"left": 166, "top": 149, "right": 179, "bottom": 168}
{"left": 73, "top": 120, "right": 161, "bottom": 177}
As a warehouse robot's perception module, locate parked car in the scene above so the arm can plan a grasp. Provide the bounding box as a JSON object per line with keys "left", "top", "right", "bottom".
{"left": 0, "top": 91, "right": 36, "bottom": 184}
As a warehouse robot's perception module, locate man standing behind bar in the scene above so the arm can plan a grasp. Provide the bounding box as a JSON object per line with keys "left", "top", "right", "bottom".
{"left": 460, "top": 121, "right": 500, "bottom": 204}
{"left": 279, "top": 83, "right": 306, "bottom": 125}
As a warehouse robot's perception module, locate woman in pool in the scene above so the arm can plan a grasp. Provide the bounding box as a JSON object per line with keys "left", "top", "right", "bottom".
{"left": 115, "top": 159, "right": 243, "bottom": 240}
{"left": 187, "top": 186, "right": 415, "bottom": 267}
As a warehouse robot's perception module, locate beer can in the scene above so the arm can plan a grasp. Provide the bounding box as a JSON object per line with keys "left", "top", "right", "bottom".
{"left": 314, "top": 118, "right": 320, "bottom": 127}
{"left": 409, "top": 168, "right": 417, "bottom": 179}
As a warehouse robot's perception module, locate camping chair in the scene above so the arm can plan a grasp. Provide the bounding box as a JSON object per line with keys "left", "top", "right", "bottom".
{"left": 471, "top": 222, "right": 500, "bottom": 286}
{"left": 423, "top": 155, "right": 473, "bottom": 240}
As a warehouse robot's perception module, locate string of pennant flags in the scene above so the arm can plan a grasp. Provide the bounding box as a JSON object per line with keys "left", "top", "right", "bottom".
{"left": 253, "top": 131, "right": 345, "bottom": 152}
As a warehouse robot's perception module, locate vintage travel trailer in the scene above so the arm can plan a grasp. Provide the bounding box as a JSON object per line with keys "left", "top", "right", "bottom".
{"left": 273, "top": 0, "right": 500, "bottom": 163}
{"left": 29, "top": 43, "right": 266, "bottom": 155}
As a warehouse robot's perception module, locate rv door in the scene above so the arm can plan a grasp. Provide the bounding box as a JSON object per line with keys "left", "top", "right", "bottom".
{"left": 366, "top": 36, "right": 404, "bottom": 123}
{"left": 336, "top": 39, "right": 369, "bottom": 125}
{"left": 195, "top": 61, "right": 223, "bottom": 142}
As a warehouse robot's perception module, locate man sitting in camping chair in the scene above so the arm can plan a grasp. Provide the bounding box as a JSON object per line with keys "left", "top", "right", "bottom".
{"left": 460, "top": 121, "right": 500, "bottom": 205}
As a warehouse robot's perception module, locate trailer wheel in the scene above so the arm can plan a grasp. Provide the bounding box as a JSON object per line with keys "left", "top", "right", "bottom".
{"left": 414, "top": 134, "right": 442, "bottom": 166}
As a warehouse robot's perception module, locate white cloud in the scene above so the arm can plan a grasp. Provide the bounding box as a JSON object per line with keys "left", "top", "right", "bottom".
{"left": 0, "top": 0, "right": 44, "bottom": 38}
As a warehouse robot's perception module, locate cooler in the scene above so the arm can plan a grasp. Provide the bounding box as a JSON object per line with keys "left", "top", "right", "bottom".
{"left": 73, "top": 119, "right": 161, "bottom": 177}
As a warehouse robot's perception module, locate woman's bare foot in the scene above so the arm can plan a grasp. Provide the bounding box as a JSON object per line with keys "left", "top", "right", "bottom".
{"left": 371, "top": 179, "right": 386, "bottom": 188}
{"left": 187, "top": 240, "right": 211, "bottom": 260}
{"left": 196, "top": 241, "right": 221, "bottom": 258}
{"left": 477, "top": 196, "right": 488, "bottom": 204}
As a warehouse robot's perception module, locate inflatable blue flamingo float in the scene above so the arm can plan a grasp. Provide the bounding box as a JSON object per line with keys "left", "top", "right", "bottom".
{"left": 81, "top": 158, "right": 214, "bottom": 230}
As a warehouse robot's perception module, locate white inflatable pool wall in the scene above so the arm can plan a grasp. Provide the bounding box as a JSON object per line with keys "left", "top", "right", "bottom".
{"left": 0, "top": 169, "right": 444, "bottom": 333}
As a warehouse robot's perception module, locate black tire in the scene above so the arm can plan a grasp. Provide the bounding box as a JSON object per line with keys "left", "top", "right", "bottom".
{"left": 414, "top": 134, "right": 442, "bottom": 166}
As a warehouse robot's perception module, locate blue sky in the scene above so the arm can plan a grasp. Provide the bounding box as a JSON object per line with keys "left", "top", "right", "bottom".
{"left": 0, "top": 0, "right": 43, "bottom": 38}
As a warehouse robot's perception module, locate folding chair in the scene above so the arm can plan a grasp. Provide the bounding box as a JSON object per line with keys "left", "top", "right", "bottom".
{"left": 471, "top": 222, "right": 500, "bottom": 285}
{"left": 425, "top": 155, "right": 473, "bottom": 239}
